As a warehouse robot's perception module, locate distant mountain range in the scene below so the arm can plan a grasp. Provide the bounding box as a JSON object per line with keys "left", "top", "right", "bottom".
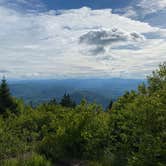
{"left": 9, "top": 78, "right": 144, "bottom": 107}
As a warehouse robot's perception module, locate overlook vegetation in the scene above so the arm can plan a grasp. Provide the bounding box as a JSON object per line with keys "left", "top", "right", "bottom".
{"left": 0, "top": 63, "right": 166, "bottom": 166}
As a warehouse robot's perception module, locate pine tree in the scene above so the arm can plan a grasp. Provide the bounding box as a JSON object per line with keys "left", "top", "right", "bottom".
{"left": 107, "top": 99, "right": 113, "bottom": 111}
{"left": 48, "top": 98, "right": 57, "bottom": 105}
{"left": 60, "top": 93, "right": 76, "bottom": 108}
{"left": 0, "top": 77, "right": 17, "bottom": 114}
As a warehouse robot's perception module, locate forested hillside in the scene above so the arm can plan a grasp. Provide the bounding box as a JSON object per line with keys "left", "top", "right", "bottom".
{"left": 9, "top": 78, "right": 143, "bottom": 107}
{"left": 0, "top": 63, "right": 165, "bottom": 166}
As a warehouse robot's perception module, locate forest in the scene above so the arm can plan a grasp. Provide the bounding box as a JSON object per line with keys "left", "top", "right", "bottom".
{"left": 0, "top": 62, "right": 165, "bottom": 166}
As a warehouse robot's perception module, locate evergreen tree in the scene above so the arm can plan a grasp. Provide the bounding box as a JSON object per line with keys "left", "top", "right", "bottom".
{"left": 107, "top": 99, "right": 113, "bottom": 111}
{"left": 0, "top": 77, "right": 17, "bottom": 114}
{"left": 48, "top": 98, "right": 57, "bottom": 105}
{"left": 60, "top": 93, "right": 76, "bottom": 108}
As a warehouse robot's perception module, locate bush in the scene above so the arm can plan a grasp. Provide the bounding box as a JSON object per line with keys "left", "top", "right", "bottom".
{"left": 0, "top": 153, "right": 51, "bottom": 166}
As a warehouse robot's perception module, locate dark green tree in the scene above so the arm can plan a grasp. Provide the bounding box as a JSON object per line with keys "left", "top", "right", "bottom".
{"left": 60, "top": 93, "right": 76, "bottom": 108}
{"left": 0, "top": 77, "right": 17, "bottom": 114}
{"left": 107, "top": 99, "right": 113, "bottom": 111}
{"left": 48, "top": 98, "right": 57, "bottom": 105}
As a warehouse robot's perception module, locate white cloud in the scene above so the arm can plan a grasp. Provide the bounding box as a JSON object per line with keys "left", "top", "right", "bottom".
{"left": 80, "top": 28, "right": 145, "bottom": 45}
{"left": 79, "top": 28, "right": 145, "bottom": 55}
{"left": 138, "top": 0, "right": 166, "bottom": 13}
{"left": 0, "top": 5, "right": 165, "bottom": 79}
{"left": 114, "top": 0, "right": 166, "bottom": 28}
{"left": 0, "top": 0, "right": 44, "bottom": 11}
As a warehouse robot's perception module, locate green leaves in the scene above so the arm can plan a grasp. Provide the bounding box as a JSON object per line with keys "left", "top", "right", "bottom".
{"left": 0, "top": 62, "right": 166, "bottom": 165}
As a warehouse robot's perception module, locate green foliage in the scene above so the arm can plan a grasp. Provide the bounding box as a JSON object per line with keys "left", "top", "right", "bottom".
{"left": 108, "top": 62, "right": 166, "bottom": 166}
{"left": 47, "top": 98, "right": 57, "bottom": 106}
{"left": 60, "top": 93, "right": 76, "bottom": 108}
{"left": 107, "top": 99, "right": 113, "bottom": 111}
{"left": 0, "top": 78, "right": 17, "bottom": 114}
{"left": 0, "top": 153, "right": 51, "bottom": 166}
{"left": 38, "top": 103, "right": 108, "bottom": 161}
{"left": 0, "top": 62, "right": 166, "bottom": 166}
{"left": 147, "top": 62, "right": 166, "bottom": 93}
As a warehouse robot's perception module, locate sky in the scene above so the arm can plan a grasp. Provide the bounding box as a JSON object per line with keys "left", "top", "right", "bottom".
{"left": 0, "top": 0, "right": 166, "bottom": 79}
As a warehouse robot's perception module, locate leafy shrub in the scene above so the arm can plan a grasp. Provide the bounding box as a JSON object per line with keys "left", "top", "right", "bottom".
{"left": 0, "top": 153, "right": 51, "bottom": 166}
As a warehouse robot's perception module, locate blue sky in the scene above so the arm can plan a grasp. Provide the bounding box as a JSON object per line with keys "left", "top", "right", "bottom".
{"left": 42, "top": 0, "right": 131, "bottom": 10}
{"left": 2, "top": 0, "right": 132, "bottom": 10}
{"left": 0, "top": 0, "right": 166, "bottom": 79}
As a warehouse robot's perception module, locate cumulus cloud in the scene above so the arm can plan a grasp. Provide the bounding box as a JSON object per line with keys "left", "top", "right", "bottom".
{"left": 80, "top": 28, "right": 145, "bottom": 46}
{"left": 79, "top": 28, "right": 145, "bottom": 55}
{"left": 0, "top": 4, "right": 165, "bottom": 79}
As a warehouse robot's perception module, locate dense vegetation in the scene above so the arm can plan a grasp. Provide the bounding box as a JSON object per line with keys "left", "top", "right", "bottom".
{"left": 0, "top": 63, "right": 166, "bottom": 166}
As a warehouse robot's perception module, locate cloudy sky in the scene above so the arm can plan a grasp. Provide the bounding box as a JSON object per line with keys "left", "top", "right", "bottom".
{"left": 0, "top": 0, "right": 166, "bottom": 79}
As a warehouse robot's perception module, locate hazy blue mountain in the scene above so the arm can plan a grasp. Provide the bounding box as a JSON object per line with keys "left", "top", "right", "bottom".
{"left": 9, "top": 78, "right": 144, "bottom": 107}
{"left": 71, "top": 90, "right": 110, "bottom": 108}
